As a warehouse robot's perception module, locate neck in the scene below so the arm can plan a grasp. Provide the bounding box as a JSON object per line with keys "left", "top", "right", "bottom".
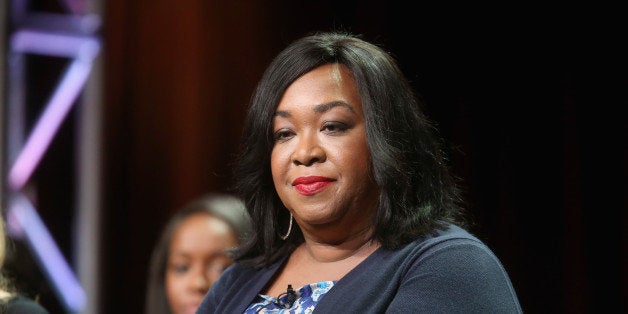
{"left": 300, "top": 226, "right": 380, "bottom": 263}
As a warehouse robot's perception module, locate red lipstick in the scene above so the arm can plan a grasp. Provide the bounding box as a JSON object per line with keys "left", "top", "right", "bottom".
{"left": 292, "top": 176, "right": 334, "bottom": 196}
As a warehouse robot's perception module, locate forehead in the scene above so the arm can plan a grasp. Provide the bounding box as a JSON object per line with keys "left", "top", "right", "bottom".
{"left": 277, "top": 63, "right": 361, "bottom": 112}
{"left": 170, "top": 213, "right": 233, "bottom": 247}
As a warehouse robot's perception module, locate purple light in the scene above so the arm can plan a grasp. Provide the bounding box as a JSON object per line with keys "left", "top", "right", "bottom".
{"left": 8, "top": 59, "right": 95, "bottom": 189}
{"left": 7, "top": 195, "right": 86, "bottom": 312}
{"left": 7, "top": 30, "right": 100, "bottom": 190}
{"left": 12, "top": 30, "right": 100, "bottom": 59}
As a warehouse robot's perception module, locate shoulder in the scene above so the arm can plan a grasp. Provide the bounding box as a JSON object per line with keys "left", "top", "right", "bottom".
{"left": 403, "top": 223, "right": 504, "bottom": 267}
{"left": 422, "top": 223, "right": 489, "bottom": 251}
{"left": 316, "top": 224, "right": 521, "bottom": 312}
{"left": 217, "top": 262, "right": 267, "bottom": 285}
{"left": 198, "top": 260, "right": 285, "bottom": 313}
{"left": 407, "top": 225, "right": 520, "bottom": 305}
{"left": 357, "top": 224, "right": 506, "bottom": 280}
{"left": 214, "top": 261, "right": 282, "bottom": 293}
{"left": 371, "top": 223, "right": 512, "bottom": 282}
{"left": 3, "top": 295, "right": 49, "bottom": 314}
{"left": 381, "top": 224, "right": 522, "bottom": 312}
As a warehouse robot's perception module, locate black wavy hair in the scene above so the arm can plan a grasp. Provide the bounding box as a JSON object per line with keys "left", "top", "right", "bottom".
{"left": 231, "top": 31, "right": 465, "bottom": 268}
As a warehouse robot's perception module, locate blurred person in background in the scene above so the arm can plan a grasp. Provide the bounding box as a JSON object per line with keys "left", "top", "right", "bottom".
{"left": 0, "top": 214, "right": 49, "bottom": 313}
{"left": 144, "top": 193, "right": 251, "bottom": 314}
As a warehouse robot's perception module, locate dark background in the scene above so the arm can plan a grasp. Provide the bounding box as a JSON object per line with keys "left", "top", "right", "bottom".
{"left": 3, "top": 1, "right": 626, "bottom": 313}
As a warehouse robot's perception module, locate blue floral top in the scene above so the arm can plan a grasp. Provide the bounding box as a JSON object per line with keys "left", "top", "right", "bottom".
{"left": 245, "top": 281, "right": 336, "bottom": 313}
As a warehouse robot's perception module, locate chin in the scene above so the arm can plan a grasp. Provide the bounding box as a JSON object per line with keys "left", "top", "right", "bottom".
{"left": 174, "top": 304, "right": 200, "bottom": 314}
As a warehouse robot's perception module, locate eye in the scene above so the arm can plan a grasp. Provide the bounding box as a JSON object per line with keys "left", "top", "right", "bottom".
{"left": 206, "top": 261, "right": 232, "bottom": 274}
{"left": 169, "top": 263, "right": 190, "bottom": 275}
{"left": 273, "top": 129, "right": 295, "bottom": 142}
{"left": 322, "top": 121, "right": 349, "bottom": 134}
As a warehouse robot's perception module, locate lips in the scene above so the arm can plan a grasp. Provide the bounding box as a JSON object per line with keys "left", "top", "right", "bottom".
{"left": 292, "top": 176, "right": 335, "bottom": 196}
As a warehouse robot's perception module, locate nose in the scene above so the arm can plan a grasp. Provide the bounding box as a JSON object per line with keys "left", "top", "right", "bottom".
{"left": 192, "top": 269, "right": 211, "bottom": 292}
{"left": 199, "top": 263, "right": 228, "bottom": 291}
{"left": 292, "top": 132, "right": 326, "bottom": 166}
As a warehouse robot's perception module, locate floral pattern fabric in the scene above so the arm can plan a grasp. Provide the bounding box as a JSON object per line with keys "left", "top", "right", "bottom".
{"left": 245, "top": 281, "right": 336, "bottom": 313}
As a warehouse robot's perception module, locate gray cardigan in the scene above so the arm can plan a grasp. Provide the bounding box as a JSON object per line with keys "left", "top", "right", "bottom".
{"left": 197, "top": 224, "right": 522, "bottom": 313}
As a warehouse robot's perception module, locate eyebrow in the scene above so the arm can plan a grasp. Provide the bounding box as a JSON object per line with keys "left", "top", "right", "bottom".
{"left": 169, "top": 250, "right": 229, "bottom": 260}
{"left": 275, "top": 100, "right": 355, "bottom": 117}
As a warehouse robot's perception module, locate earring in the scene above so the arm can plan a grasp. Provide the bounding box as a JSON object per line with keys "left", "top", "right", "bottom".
{"left": 280, "top": 213, "right": 293, "bottom": 240}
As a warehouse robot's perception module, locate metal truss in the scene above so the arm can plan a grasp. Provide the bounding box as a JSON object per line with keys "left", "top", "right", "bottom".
{"left": 3, "top": 1, "right": 101, "bottom": 312}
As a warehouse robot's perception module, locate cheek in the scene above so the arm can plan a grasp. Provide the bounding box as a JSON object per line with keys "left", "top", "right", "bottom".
{"left": 338, "top": 137, "right": 371, "bottom": 169}
{"left": 165, "top": 272, "right": 184, "bottom": 304}
{"left": 206, "top": 269, "right": 223, "bottom": 287}
{"left": 271, "top": 147, "right": 289, "bottom": 179}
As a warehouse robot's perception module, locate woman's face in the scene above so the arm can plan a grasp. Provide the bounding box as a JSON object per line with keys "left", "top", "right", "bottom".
{"left": 165, "top": 213, "right": 237, "bottom": 314}
{"left": 271, "top": 63, "right": 379, "bottom": 240}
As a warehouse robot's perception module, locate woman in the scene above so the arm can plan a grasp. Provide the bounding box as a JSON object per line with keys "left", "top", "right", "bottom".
{"left": 198, "top": 31, "right": 522, "bottom": 313}
{"left": 0, "top": 215, "right": 49, "bottom": 313}
{"left": 144, "top": 193, "right": 251, "bottom": 314}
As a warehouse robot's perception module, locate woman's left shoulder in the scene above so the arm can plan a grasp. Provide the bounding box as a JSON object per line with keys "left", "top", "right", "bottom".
{"left": 422, "top": 223, "right": 484, "bottom": 244}
{"left": 405, "top": 223, "right": 500, "bottom": 262}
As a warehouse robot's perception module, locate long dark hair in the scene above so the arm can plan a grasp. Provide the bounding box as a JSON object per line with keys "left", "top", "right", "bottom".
{"left": 231, "top": 31, "right": 465, "bottom": 268}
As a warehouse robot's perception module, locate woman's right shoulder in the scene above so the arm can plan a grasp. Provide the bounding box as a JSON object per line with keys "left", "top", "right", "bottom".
{"left": 215, "top": 259, "right": 286, "bottom": 295}
{"left": 199, "top": 261, "right": 280, "bottom": 313}
{"left": 220, "top": 262, "right": 268, "bottom": 285}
